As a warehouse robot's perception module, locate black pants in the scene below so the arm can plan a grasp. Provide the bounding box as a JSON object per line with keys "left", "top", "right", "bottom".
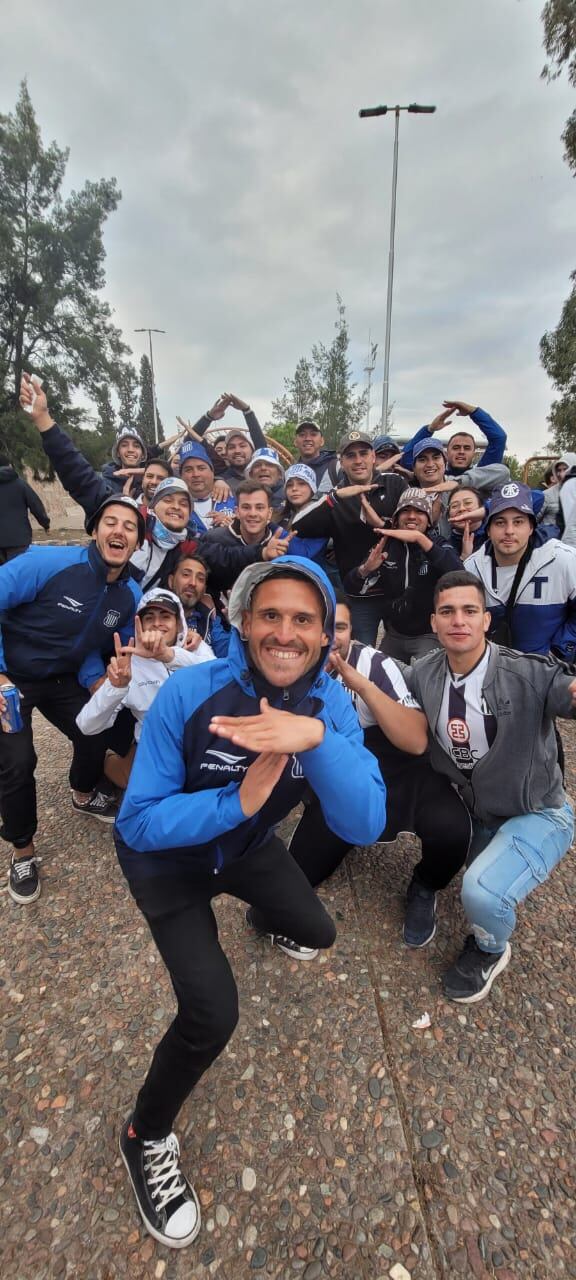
{"left": 127, "top": 835, "right": 336, "bottom": 1141}
{"left": 0, "top": 674, "right": 108, "bottom": 849}
{"left": 289, "top": 759, "right": 471, "bottom": 892}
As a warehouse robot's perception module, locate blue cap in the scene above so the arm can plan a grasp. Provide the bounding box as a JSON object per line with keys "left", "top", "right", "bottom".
{"left": 179, "top": 440, "right": 214, "bottom": 470}
{"left": 373, "top": 435, "right": 398, "bottom": 453}
{"left": 487, "top": 482, "right": 535, "bottom": 525}
{"left": 412, "top": 437, "right": 447, "bottom": 461}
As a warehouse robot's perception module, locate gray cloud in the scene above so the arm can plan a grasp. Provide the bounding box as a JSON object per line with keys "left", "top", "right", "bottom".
{"left": 1, "top": 0, "right": 574, "bottom": 458}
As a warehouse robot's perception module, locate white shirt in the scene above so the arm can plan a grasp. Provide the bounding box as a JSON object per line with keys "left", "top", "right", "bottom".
{"left": 76, "top": 643, "right": 214, "bottom": 741}
{"left": 436, "top": 645, "right": 496, "bottom": 775}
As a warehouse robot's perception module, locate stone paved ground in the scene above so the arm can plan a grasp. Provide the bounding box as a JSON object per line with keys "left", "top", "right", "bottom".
{"left": 1, "top": 717, "right": 575, "bottom": 1280}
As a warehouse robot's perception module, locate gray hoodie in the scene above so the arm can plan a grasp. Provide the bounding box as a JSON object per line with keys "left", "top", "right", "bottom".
{"left": 403, "top": 643, "right": 573, "bottom": 827}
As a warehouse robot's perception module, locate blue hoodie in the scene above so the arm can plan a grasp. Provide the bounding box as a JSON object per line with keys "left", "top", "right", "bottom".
{"left": 115, "top": 556, "right": 387, "bottom": 879}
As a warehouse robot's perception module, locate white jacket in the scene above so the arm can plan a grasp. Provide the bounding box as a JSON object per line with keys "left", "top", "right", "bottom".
{"left": 76, "top": 642, "right": 214, "bottom": 740}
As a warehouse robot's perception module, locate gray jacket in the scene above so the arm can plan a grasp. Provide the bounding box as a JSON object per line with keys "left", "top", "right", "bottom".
{"left": 403, "top": 643, "right": 573, "bottom": 827}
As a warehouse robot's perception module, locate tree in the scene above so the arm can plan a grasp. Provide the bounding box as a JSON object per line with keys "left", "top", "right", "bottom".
{"left": 271, "top": 297, "right": 367, "bottom": 449}
{"left": 540, "top": 4, "right": 576, "bottom": 446}
{"left": 266, "top": 421, "right": 297, "bottom": 457}
{"left": 117, "top": 362, "right": 139, "bottom": 426}
{"left": 0, "top": 81, "right": 131, "bottom": 469}
{"left": 137, "top": 354, "right": 164, "bottom": 445}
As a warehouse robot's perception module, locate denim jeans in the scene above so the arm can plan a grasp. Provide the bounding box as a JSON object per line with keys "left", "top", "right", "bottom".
{"left": 462, "top": 803, "right": 574, "bottom": 954}
{"left": 347, "top": 595, "right": 386, "bottom": 646}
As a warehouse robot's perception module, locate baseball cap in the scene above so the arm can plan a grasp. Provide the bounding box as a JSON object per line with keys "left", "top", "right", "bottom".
{"left": 85, "top": 494, "right": 146, "bottom": 545}
{"left": 486, "top": 482, "right": 535, "bottom": 525}
{"left": 373, "top": 435, "right": 398, "bottom": 454}
{"left": 246, "top": 447, "right": 284, "bottom": 475}
{"left": 137, "top": 589, "right": 180, "bottom": 619}
{"left": 225, "top": 429, "right": 253, "bottom": 448}
{"left": 412, "top": 438, "right": 447, "bottom": 461}
{"left": 179, "top": 441, "right": 214, "bottom": 470}
{"left": 285, "top": 463, "right": 317, "bottom": 493}
{"left": 150, "top": 477, "right": 192, "bottom": 509}
{"left": 393, "top": 487, "right": 434, "bottom": 525}
{"left": 339, "top": 431, "right": 374, "bottom": 454}
{"left": 295, "top": 419, "right": 322, "bottom": 435}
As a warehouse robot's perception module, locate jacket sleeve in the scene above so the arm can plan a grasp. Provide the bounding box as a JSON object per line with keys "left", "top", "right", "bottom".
{"left": 244, "top": 409, "right": 267, "bottom": 451}
{"left": 0, "top": 547, "right": 76, "bottom": 672}
{"left": 299, "top": 681, "right": 387, "bottom": 843}
{"left": 284, "top": 531, "right": 327, "bottom": 561}
{"left": 198, "top": 535, "right": 263, "bottom": 591}
{"left": 23, "top": 482, "right": 50, "bottom": 529}
{"left": 426, "top": 538, "right": 464, "bottom": 574}
{"left": 543, "top": 662, "right": 576, "bottom": 719}
{"left": 399, "top": 425, "right": 431, "bottom": 471}
{"left": 210, "top": 613, "right": 231, "bottom": 658}
{"left": 471, "top": 408, "right": 507, "bottom": 466}
{"left": 115, "top": 675, "right": 247, "bottom": 851}
{"left": 167, "top": 641, "right": 215, "bottom": 667}
{"left": 76, "top": 679, "right": 127, "bottom": 734}
{"left": 290, "top": 494, "right": 334, "bottom": 538}
{"left": 457, "top": 462, "right": 510, "bottom": 496}
{"left": 40, "top": 425, "right": 111, "bottom": 518}
{"left": 77, "top": 578, "right": 141, "bottom": 689}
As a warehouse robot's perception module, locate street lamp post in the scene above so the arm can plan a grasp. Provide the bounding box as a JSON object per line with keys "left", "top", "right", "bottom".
{"left": 134, "top": 327, "right": 166, "bottom": 445}
{"left": 359, "top": 103, "right": 436, "bottom": 433}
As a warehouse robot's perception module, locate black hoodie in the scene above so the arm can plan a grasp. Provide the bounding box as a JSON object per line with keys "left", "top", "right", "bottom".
{"left": 0, "top": 465, "right": 50, "bottom": 549}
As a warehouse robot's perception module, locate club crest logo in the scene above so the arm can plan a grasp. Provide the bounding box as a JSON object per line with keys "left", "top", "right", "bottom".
{"left": 103, "top": 610, "right": 121, "bottom": 628}
{"left": 447, "top": 717, "right": 470, "bottom": 744}
{"left": 501, "top": 483, "right": 519, "bottom": 499}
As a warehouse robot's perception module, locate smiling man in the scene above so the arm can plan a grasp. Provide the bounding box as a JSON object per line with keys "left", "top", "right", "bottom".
{"left": 114, "top": 556, "right": 386, "bottom": 1250}
{"left": 403, "top": 569, "right": 576, "bottom": 1004}
{"left": 0, "top": 490, "right": 143, "bottom": 904}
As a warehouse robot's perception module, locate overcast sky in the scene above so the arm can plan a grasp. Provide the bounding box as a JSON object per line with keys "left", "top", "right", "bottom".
{"left": 2, "top": 0, "right": 574, "bottom": 459}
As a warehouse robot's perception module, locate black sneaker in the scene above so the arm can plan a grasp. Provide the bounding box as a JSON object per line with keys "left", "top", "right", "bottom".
{"left": 245, "top": 907, "right": 318, "bottom": 960}
{"left": 71, "top": 791, "right": 118, "bottom": 823}
{"left": 442, "top": 936, "right": 512, "bottom": 1004}
{"left": 120, "top": 1120, "right": 201, "bottom": 1249}
{"left": 403, "top": 877, "right": 437, "bottom": 948}
{"left": 8, "top": 855, "right": 41, "bottom": 905}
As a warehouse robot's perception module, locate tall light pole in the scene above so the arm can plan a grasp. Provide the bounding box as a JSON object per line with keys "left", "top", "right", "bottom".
{"left": 134, "top": 327, "right": 165, "bottom": 444}
{"left": 359, "top": 103, "right": 436, "bottom": 433}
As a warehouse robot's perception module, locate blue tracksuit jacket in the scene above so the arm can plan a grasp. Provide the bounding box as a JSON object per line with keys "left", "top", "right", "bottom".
{"left": 115, "top": 583, "right": 386, "bottom": 879}
{"left": 0, "top": 543, "right": 141, "bottom": 688}
{"left": 401, "top": 407, "right": 507, "bottom": 473}
{"left": 185, "top": 601, "right": 231, "bottom": 658}
{"left": 465, "top": 537, "right": 576, "bottom": 661}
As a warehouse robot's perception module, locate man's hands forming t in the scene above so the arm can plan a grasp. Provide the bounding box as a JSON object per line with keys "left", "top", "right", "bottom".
{"left": 209, "top": 697, "right": 325, "bottom": 754}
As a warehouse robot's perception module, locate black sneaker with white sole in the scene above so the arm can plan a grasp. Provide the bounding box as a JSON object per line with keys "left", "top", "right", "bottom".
{"left": 71, "top": 790, "right": 118, "bottom": 823}
{"left": 403, "top": 877, "right": 437, "bottom": 948}
{"left": 120, "top": 1120, "right": 201, "bottom": 1250}
{"left": 245, "top": 907, "right": 318, "bottom": 960}
{"left": 8, "top": 855, "right": 41, "bottom": 904}
{"left": 442, "top": 935, "right": 512, "bottom": 1004}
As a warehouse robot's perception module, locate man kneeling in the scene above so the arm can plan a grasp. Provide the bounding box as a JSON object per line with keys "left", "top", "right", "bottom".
{"left": 114, "top": 557, "right": 385, "bottom": 1249}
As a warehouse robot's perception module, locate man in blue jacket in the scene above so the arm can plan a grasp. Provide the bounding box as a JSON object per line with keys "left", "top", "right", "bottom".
{"left": 114, "top": 556, "right": 386, "bottom": 1250}
{"left": 0, "top": 492, "right": 143, "bottom": 905}
{"left": 401, "top": 400, "right": 507, "bottom": 475}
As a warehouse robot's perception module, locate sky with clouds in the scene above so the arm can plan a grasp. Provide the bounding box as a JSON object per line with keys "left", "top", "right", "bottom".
{"left": 2, "top": 0, "right": 574, "bottom": 459}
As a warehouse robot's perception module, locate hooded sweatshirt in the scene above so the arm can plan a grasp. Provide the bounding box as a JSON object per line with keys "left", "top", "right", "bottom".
{"left": 0, "top": 465, "right": 50, "bottom": 548}
{"left": 76, "top": 588, "right": 214, "bottom": 740}
{"left": 114, "top": 556, "right": 387, "bottom": 879}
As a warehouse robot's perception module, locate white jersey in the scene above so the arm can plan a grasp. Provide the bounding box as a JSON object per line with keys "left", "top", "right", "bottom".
{"left": 337, "top": 641, "right": 421, "bottom": 728}
{"left": 436, "top": 645, "right": 496, "bottom": 775}
{"left": 76, "top": 643, "right": 214, "bottom": 742}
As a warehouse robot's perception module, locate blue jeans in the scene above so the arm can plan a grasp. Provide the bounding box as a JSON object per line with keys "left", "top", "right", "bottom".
{"left": 462, "top": 803, "right": 574, "bottom": 954}
{"left": 347, "top": 595, "right": 385, "bottom": 646}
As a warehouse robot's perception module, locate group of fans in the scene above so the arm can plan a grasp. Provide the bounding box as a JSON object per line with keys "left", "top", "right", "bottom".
{"left": 2, "top": 371, "right": 575, "bottom": 1251}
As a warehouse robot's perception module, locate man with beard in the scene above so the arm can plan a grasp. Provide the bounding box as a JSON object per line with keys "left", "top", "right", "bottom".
{"left": 165, "top": 553, "right": 231, "bottom": 657}
{"left": 114, "top": 557, "right": 385, "bottom": 1250}
{"left": 0, "top": 491, "right": 143, "bottom": 904}
{"left": 401, "top": 400, "right": 507, "bottom": 474}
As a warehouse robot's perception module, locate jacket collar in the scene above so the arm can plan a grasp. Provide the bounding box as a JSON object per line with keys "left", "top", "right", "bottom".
{"left": 87, "top": 540, "right": 132, "bottom": 583}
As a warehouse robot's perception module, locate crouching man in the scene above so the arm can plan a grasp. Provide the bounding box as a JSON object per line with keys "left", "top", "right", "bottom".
{"left": 113, "top": 556, "right": 386, "bottom": 1249}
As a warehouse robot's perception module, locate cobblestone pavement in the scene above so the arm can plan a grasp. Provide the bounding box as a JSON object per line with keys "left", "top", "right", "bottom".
{"left": 1, "top": 717, "right": 575, "bottom": 1280}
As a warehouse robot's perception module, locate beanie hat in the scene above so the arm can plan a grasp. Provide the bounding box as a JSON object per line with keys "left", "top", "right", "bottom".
{"left": 284, "top": 463, "right": 317, "bottom": 494}
{"left": 85, "top": 494, "right": 146, "bottom": 545}
{"left": 392, "top": 487, "right": 434, "bottom": 526}
{"left": 112, "top": 425, "right": 147, "bottom": 463}
{"left": 245, "top": 447, "right": 284, "bottom": 476}
{"left": 486, "top": 481, "right": 535, "bottom": 526}
{"left": 179, "top": 440, "right": 214, "bottom": 470}
{"left": 150, "top": 477, "right": 192, "bottom": 509}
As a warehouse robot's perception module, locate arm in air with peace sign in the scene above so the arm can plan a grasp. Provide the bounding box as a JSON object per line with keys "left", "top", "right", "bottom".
{"left": 75, "top": 633, "right": 135, "bottom": 736}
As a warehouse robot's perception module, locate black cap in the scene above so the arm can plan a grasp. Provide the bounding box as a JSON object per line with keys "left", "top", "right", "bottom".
{"left": 85, "top": 495, "right": 146, "bottom": 546}
{"left": 295, "top": 419, "right": 322, "bottom": 435}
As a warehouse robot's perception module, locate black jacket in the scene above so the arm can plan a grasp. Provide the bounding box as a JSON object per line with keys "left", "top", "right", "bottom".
{"left": 0, "top": 466, "right": 50, "bottom": 548}
{"left": 291, "top": 472, "right": 407, "bottom": 593}
{"left": 344, "top": 533, "right": 463, "bottom": 634}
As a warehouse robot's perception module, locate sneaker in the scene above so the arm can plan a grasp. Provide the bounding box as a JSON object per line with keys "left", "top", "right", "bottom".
{"left": 245, "top": 907, "right": 318, "bottom": 961}
{"left": 71, "top": 791, "right": 118, "bottom": 823}
{"left": 8, "top": 855, "right": 41, "bottom": 905}
{"left": 403, "top": 878, "right": 437, "bottom": 948}
{"left": 442, "top": 936, "right": 512, "bottom": 1004}
{"left": 120, "top": 1120, "right": 201, "bottom": 1250}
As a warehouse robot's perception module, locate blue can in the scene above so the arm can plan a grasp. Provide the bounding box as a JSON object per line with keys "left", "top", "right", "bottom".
{"left": 0, "top": 685, "right": 24, "bottom": 733}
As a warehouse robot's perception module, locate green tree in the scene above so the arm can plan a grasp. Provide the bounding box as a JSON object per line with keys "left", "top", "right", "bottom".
{"left": 540, "top": 3, "right": 576, "bottom": 446}
{"left": 0, "top": 81, "right": 131, "bottom": 469}
{"left": 266, "top": 421, "right": 297, "bottom": 457}
{"left": 118, "top": 362, "right": 139, "bottom": 426}
{"left": 137, "top": 354, "right": 164, "bottom": 445}
{"left": 272, "top": 297, "right": 367, "bottom": 449}
{"left": 272, "top": 358, "right": 317, "bottom": 425}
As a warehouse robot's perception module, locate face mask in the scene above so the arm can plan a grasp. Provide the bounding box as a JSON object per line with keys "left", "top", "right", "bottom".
{"left": 151, "top": 515, "right": 188, "bottom": 549}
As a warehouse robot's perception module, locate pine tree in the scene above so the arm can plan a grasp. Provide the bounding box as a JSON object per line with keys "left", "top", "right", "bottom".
{"left": 137, "top": 354, "right": 164, "bottom": 445}
{"left": 271, "top": 298, "right": 367, "bottom": 449}
{"left": 272, "top": 358, "right": 318, "bottom": 424}
{"left": 118, "top": 363, "right": 139, "bottom": 426}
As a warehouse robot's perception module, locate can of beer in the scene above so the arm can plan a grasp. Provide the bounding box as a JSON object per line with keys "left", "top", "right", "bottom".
{"left": 0, "top": 685, "right": 24, "bottom": 733}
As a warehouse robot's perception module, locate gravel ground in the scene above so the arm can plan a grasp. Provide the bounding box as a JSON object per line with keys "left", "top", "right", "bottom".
{"left": 1, "top": 715, "right": 575, "bottom": 1280}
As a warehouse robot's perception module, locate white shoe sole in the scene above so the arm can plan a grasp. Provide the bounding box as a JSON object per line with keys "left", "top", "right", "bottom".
{"left": 119, "top": 1138, "right": 202, "bottom": 1250}
{"left": 72, "top": 807, "right": 116, "bottom": 824}
{"left": 403, "top": 920, "right": 436, "bottom": 949}
{"left": 448, "top": 942, "right": 512, "bottom": 1004}
{"left": 8, "top": 876, "right": 41, "bottom": 905}
{"left": 272, "top": 936, "right": 319, "bottom": 961}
